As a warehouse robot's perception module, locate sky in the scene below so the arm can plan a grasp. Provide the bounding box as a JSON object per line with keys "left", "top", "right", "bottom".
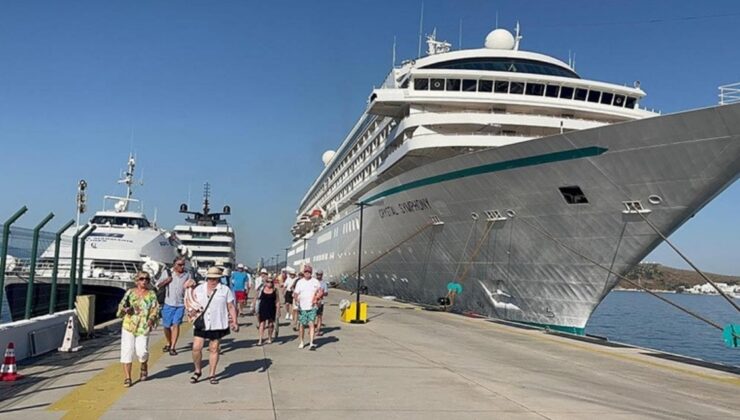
{"left": 0, "top": 1, "right": 738, "bottom": 274}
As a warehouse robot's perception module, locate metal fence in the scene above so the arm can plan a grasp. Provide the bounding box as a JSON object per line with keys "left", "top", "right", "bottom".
{"left": 719, "top": 82, "right": 740, "bottom": 105}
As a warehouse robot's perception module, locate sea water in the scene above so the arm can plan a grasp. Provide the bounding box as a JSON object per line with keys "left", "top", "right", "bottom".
{"left": 587, "top": 290, "right": 740, "bottom": 367}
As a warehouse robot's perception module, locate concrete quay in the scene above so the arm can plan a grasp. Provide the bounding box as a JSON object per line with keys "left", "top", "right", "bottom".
{"left": 0, "top": 290, "right": 738, "bottom": 419}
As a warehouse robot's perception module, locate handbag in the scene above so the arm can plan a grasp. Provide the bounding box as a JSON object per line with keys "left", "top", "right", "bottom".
{"left": 193, "top": 285, "right": 218, "bottom": 330}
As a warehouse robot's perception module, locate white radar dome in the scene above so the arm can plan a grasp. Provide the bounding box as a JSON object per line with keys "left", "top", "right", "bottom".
{"left": 485, "top": 29, "right": 515, "bottom": 50}
{"left": 322, "top": 150, "right": 336, "bottom": 167}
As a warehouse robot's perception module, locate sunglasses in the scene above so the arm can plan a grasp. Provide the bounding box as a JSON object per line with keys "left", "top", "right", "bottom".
{"left": 175, "top": 263, "right": 185, "bottom": 266}
{"left": 137, "top": 277, "right": 149, "bottom": 281}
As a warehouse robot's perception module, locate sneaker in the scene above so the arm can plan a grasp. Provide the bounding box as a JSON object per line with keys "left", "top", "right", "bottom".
{"left": 298, "top": 342, "right": 305, "bottom": 349}
{"left": 309, "top": 343, "right": 316, "bottom": 351}
{"left": 285, "top": 314, "right": 289, "bottom": 320}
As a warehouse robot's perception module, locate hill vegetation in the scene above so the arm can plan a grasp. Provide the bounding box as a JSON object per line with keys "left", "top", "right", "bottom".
{"left": 619, "top": 263, "right": 740, "bottom": 291}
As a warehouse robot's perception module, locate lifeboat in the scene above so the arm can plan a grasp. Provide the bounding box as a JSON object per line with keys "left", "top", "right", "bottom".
{"left": 309, "top": 208, "right": 323, "bottom": 223}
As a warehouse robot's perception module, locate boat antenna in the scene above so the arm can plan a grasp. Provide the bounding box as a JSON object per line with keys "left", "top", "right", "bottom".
{"left": 392, "top": 35, "right": 397, "bottom": 67}
{"left": 458, "top": 18, "right": 463, "bottom": 49}
{"left": 514, "top": 21, "right": 522, "bottom": 50}
{"left": 417, "top": 1, "right": 424, "bottom": 57}
{"left": 495, "top": 11, "right": 499, "bottom": 28}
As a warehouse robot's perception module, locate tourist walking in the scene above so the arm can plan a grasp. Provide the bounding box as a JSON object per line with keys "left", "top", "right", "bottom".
{"left": 256, "top": 277, "right": 280, "bottom": 345}
{"left": 117, "top": 271, "right": 160, "bottom": 387}
{"left": 293, "top": 265, "right": 322, "bottom": 349}
{"left": 283, "top": 267, "right": 297, "bottom": 321}
{"left": 156, "top": 256, "right": 194, "bottom": 355}
{"left": 230, "top": 263, "right": 250, "bottom": 316}
{"left": 190, "top": 267, "right": 239, "bottom": 385}
{"left": 250, "top": 268, "right": 268, "bottom": 316}
{"left": 314, "top": 269, "right": 329, "bottom": 336}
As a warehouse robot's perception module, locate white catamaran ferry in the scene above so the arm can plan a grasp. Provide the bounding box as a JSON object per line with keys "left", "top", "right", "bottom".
{"left": 287, "top": 26, "right": 740, "bottom": 334}
{"left": 173, "top": 183, "right": 235, "bottom": 279}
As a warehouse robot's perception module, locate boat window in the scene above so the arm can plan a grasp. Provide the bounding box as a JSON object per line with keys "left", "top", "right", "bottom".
{"left": 525, "top": 83, "right": 544, "bottom": 96}
{"left": 545, "top": 85, "right": 560, "bottom": 98}
{"left": 574, "top": 88, "right": 588, "bottom": 101}
{"left": 414, "top": 78, "right": 429, "bottom": 90}
{"left": 587, "top": 90, "right": 601, "bottom": 103}
{"left": 430, "top": 79, "right": 445, "bottom": 91}
{"left": 446, "top": 79, "right": 461, "bottom": 91}
{"left": 613, "top": 94, "right": 625, "bottom": 107}
{"left": 401, "top": 79, "right": 409, "bottom": 88}
{"left": 560, "top": 86, "right": 574, "bottom": 99}
{"left": 600, "top": 92, "right": 614, "bottom": 105}
{"left": 478, "top": 80, "right": 493, "bottom": 92}
{"left": 91, "top": 216, "right": 151, "bottom": 228}
{"left": 625, "top": 97, "right": 636, "bottom": 109}
{"left": 421, "top": 57, "right": 580, "bottom": 79}
{"left": 559, "top": 186, "right": 589, "bottom": 204}
{"left": 510, "top": 82, "right": 524, "bottom": 94}
{"left": 494, "top": 81, "right": 509, "bottom": 93}
{"left": 462, "top": 79, "right": 477, "bottom": 92}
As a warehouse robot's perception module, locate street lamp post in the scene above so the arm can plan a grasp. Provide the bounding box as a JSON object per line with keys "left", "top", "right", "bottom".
{"left": 275, "top": 253, "right": 280, "bottom": 272}
{"left": 351, "top": 201, "right": 368, "bottom": 324}
{"left": 284, "top": 247, "right": 290, "bottom": 270}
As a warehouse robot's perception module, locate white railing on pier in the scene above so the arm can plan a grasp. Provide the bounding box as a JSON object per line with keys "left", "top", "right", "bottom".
{"left": 719, "top": 82, "right": 740, "bottom": 105}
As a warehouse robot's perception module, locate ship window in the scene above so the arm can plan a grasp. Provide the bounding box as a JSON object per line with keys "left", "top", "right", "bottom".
{"left": 613, "top": 94, "right": 625, "bottom": 107}
{"left": 560, "top": 86, "right": 574, "bottom": 99}
{"left": 545, "top": 85, "right": 560, "bottom": 98}
{"left": 446, "top": 79, "right": 461, "bottom": 91}
{"left": 574, "top": 88, "right": 588, "bottom": 101}
{"left": 525, "top": 83, "right": 544, "bottom": 96}
{"left": 478, "top": 80, "right": 493, "bottom": 92}
{"left": 559, "top": 186, "right": 589, "bottom": 204}
{"left": 587, "top": 90, "right": 601, "bottom": 103}
{"left": 600, "top": 92, "right": 614, "bottom": 105}
{"left": 430, "top": 78, "right": 445, "bottom": 91}
{"left": 462, "top": 79, "right": 477, "bottom": 92}
{"left": 414, "top": 78, "right": 429, "bottom": 90}
{"left": 510, "top": 82, "right": 524, "bottom": 94}
{"left": 494, "top": 81, "right": 509, "bottom": 93}
{"left": 421, "top": 57, "right": 580, "bottom": 79}
{"left": 625, "top": 97, "right": 636, "bottom": 109}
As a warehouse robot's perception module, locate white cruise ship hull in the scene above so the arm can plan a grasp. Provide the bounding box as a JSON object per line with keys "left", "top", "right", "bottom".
{"left": 289, "top": 103, "right": 740, "bottom": 333}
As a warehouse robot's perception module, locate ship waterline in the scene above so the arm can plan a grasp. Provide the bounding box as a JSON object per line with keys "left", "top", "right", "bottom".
{"left": 289, "top": 103, "right": 740, "bottom": 332}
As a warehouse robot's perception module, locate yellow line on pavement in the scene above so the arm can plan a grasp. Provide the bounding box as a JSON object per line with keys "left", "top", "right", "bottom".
{"left": 47, "top": 323, "right": 192, "bottom": 419}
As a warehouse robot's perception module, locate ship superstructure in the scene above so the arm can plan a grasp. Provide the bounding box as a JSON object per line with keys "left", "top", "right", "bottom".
{"left": 173, "top": 183, "right": 235, "bottom": 278}
{"left": 286, "top": 26, "right": 740, "bottom": 333}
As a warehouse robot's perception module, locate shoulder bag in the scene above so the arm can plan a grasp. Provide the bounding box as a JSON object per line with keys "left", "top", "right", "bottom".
{"left": 193, "top": 285, "right": 218, "bottom": 330}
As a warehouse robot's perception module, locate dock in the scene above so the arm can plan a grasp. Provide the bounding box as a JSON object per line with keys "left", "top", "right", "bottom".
{"left": 1, "top": 290, "right": 738, "bottom": 419}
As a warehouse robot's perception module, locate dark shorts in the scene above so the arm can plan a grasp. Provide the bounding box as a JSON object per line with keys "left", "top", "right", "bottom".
{"left": 316, "top": 303, "right": 324, "bottom": 316}
{"left": 193, "top": 328, "right": 229, "bottom": 341}
{"left": 235, "top": 291, "right": 247, "bottom": 303}
{"left": 284, "top": 290, "right": 293, "bottom": 304}
{"left": 161, "top": 304, "right": 185, "bottom": 328}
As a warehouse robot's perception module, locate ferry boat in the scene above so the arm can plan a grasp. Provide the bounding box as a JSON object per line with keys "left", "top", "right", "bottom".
{"left": 286, "top": 26, "right": 740, "bottom": 334}
{"left": 3, "top": 155, "right": 181, "bottom": 321}
{"left": 173, "top": 183, "right": 235, "bottom": 279}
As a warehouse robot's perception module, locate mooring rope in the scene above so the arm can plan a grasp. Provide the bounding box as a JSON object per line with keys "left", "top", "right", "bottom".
{"left": 457, "top": 220, "right": 497, "bottom": 284}
{"left": 347, "top": 222, "right": 435, "bottom": 279}
{"left": 631, "top": 206, "right": 740, "bottom": 314}
{"left": 517, "top": 217, "right": 725, "bottom": 331}
{"left": 453, "top": 219, "right": 479, "bottom": 280}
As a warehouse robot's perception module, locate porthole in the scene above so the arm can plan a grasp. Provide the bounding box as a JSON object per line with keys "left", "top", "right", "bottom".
{"left": 471, "top": 212, "right": 479, "bottom": 220}
{"left": 648, "top": 195, "right": 663, "bottom": 205}
{"left": 506, "top": 209, "right": 516, "bottom": 217}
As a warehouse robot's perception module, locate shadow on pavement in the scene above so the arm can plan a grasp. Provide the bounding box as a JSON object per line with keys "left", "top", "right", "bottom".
{"left": 216, "top": 358, "right": 272, "bottom": 380}
{"left": 314, "top": 336, "right": 339, "bottom": 349}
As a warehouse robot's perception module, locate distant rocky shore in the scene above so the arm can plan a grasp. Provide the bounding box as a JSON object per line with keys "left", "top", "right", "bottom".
{"left": 618, "top": 263, "right": 740, "bottom": 292}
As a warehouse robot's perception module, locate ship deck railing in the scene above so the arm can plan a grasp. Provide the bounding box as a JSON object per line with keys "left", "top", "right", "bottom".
{"left": 719, "top": 82, "right": 740, "bottom": 105}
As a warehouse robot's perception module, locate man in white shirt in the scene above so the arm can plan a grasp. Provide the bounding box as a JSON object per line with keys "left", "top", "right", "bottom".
{"left": 292, "top": 264, "right": 322, "bottom": 350}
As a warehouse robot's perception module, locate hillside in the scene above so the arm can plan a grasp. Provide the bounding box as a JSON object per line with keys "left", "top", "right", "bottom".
{"left": 619, "top": 263, "right": 740, "bottom": 291}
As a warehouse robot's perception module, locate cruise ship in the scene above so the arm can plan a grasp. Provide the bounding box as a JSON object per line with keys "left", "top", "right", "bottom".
{"left": 286, "top": 26, "right": 740, "bottom": 334}
{"left": 173, "top": 183, "right": 235, "bottom": 278}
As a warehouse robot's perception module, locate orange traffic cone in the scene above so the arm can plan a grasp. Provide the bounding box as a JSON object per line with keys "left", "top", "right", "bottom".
{"left": 0, "top": 342, "right": 22, "bottom": 381}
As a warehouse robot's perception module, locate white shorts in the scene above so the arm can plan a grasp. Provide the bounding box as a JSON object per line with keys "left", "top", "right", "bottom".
{"left": 120, "top": 329, "right": 150, "bottom": 363}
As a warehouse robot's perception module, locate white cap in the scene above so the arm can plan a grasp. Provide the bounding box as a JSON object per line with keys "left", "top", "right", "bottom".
{"left": 287, "top": 267, "right": 296, "bottom": 274}
{"left": 237, "top": 263, "right": 245, "bottom": 269}
{"left": 260, "top": 268, "right": 268, "bottom": 274}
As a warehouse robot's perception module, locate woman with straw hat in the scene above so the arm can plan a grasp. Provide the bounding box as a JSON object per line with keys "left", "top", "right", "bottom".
{"left": 190, "top": 266, "right": 239, "bottom": 384}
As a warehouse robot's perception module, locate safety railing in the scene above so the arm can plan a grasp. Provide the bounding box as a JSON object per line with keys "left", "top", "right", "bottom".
{"left": 719, "top": 82, "right": 740, "bottom": 105}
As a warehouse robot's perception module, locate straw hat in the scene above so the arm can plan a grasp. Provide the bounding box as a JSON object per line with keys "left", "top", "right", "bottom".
{"left": 206, "top": 267, "right": 223, "bottom": 279}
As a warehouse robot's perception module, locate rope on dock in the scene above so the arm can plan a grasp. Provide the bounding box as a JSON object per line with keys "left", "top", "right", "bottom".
{"left": 347, "top": 222, "right": 435, "bottom": 278}
{"left": 518, "top": 217, "right": 725, "bottom": 331}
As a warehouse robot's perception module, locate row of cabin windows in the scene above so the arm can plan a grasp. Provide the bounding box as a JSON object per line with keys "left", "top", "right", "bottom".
{"left": 327, "top": 155, "right": 383, "bottom": 212}
{"left": 413, "top": 78, "right": 637, "bottom": 109}
{"left": 325, "top": 123, "right": 391, "bottom": 198}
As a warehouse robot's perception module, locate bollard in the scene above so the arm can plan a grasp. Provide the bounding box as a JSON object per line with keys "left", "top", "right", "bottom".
{"left": 76, "top": 225, "right": 96, "bottom": 297}
{"left": 67, "top": 225, "right": 88, "bottom": 310}
{"left": 24, "top": 212, "right": 54, "bottom": 319}
{"left": 0, "top": 206, "right": 28, "bottom": 315}
{"left": 49, "top": 220, "right": 74, "bottom": 315}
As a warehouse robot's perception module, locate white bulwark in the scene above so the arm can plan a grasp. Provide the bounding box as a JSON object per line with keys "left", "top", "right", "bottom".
{"left": 287, "top": 26, "right": 740, "bottom": 334}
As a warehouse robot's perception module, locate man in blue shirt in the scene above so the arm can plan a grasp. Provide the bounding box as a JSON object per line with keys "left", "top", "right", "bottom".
{"left": 230, "top": 263, "right": 250, "bottom": 316}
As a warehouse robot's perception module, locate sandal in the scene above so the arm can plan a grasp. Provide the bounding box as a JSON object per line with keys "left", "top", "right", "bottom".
{"left": 139, "top": 368, "right": 148, "bottom": 382}
{"left": 190, "top": 372, "right": 202, "bottom": 384}
{"left": 169, "top": 348, "right": 178, "bottom": 356}
{"left": 124, "top": 378, "right": 132, "bottom": 387}
{"left": 209, "top": 377, "right": 219, "bottom": 385}
{"left": 162, "top": 345, "right": 170, "bottom": 352}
